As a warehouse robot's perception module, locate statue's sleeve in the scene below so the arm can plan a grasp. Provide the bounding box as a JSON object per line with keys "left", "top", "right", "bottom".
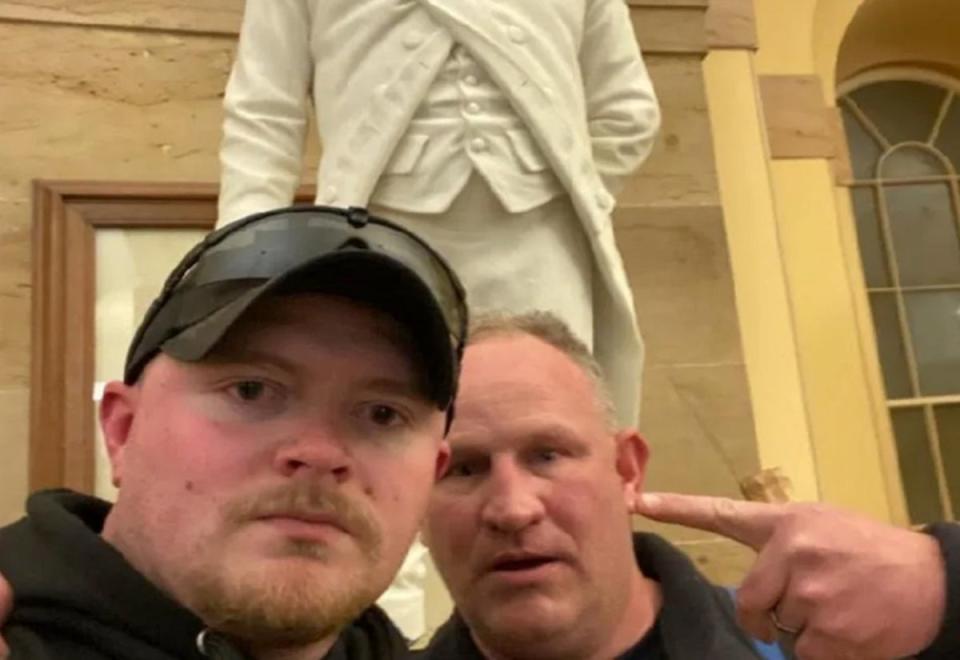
{"left": 218, "top": 0, "right": 314, "bottom": 226}
{"left": 579, "top": 0, "right": 661, "bottom": 196}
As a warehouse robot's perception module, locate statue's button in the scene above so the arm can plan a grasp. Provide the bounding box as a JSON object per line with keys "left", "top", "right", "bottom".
{"left": 403, "top": 31, "right": 423, "bottom": 49}
{"left": 470, "top": 137, "right": 488, "bottom": 152}
{"left": 508, "top": 26, "right": 526, "bottom": 43}
{"left": 596, "top": 190, "right": 614, "bottom": 211}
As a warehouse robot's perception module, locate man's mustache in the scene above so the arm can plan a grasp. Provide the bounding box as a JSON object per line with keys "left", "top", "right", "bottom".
{"left": 223, "top": 482, "right": 382, "bottom": 556}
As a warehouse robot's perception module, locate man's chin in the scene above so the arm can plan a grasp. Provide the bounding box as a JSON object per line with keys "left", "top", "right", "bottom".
{"left": 473, "top": 595, "right": 576, "bottom": 642}
{"left": 187, "top": 561, "right": 378, "bottom": 646}
{"left": 233, "top": 536, "right": 372, "bottom": 581}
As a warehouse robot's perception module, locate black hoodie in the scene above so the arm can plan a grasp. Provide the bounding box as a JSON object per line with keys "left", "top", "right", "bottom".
{"left": 0, "top": 490, "right": 409, "bottom": 660}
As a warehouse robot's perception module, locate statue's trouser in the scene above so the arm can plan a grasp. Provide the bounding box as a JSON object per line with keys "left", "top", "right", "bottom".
{"left": 371, "top": 172, "right": 593, "bottom": 345}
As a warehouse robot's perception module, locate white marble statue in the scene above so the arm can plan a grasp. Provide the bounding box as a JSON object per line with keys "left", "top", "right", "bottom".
{"left": 217, "top": 0, "right": 660, "bottom": 638}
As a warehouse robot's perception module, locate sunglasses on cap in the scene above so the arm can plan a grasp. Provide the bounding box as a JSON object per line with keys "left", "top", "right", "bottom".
{"left": 124, "top": 205, "right": 468, "bottom": 418}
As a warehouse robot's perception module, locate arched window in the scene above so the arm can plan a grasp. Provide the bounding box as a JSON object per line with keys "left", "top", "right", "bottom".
{"left": 840, "top": 74, "right": 960, "bottom": 524}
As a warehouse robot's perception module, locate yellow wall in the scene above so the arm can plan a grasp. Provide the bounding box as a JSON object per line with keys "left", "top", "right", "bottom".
{"left": 705, "top": 0, "right": 921, "bottom": 522}
{"left": 708, "top": 0, "right": 960, "bottom": 524}
{"left": 812, "top": 0, "right": 863, "bottom": 93}
{"left": 766, "top": 157, "right": 896, "bottom": 520}
{"left": 757, "top": 0, "right": 898, "bottom": 521}
{"left": 836, "top": 0, "right": 960, "bottom": 84}
{"left": 702, "top": 50, "right": 819, "bottom": 503}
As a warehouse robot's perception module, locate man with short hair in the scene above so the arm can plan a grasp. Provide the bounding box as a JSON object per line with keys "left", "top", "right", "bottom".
{"left": 420, "top": 311, "right": 960, "bottom": 660}
{"left": 0, "top": 206, "right": 467, "bottom": 659}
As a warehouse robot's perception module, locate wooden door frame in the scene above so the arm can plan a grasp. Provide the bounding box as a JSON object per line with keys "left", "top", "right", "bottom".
{"left": 32, "top": 181, "right": 318, "bottom": 493}
{"left": 31, "top": 181, "right": 220, "bottom": 493}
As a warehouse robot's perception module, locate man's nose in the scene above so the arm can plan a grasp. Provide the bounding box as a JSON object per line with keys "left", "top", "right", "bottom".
{"left": 272, "top": 422, "right": 352, "bottom": 483}
{"left": 480, "top": 463, "right": 546, "bottom": 533}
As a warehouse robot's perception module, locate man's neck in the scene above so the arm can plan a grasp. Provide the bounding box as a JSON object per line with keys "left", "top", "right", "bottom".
{"left": 604, "top": 571, "right": 662, "bottom": 658}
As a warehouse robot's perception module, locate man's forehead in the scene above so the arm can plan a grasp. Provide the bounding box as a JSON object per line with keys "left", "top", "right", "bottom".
{"left": 459, "top": 334, "right": 596, "bottom": 401}
{"left": 452, "top": 335, "right": 605, "bottom": 441}
{"left": 447, "top": 415, "right": 585, "bottom": 453}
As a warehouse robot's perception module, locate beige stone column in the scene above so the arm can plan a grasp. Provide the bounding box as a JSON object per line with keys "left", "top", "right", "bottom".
{"left": 624, "top": 0, "right": 762, "bottom": 583}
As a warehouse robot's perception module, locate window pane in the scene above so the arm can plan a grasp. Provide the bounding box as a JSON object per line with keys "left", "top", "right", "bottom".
{"left": 903, "top": 291, "right": 960, "bottom": 396}
{"left": 849, "top": 81, "right": 947, "bottom": 145}
{"left": 881, "top": 146, "right": 947, "bottom": 180}
{"left": 882, "top": 183, "right": 960, "bottom": 286}
{"left": 851, "top": 187, "right": 891, "bottom": 287}
{"left": 869, "top": 293, "right": 913, "bottom": 398}
{"left": 936, "top": 404, "right": 960, "bottom": 518}
{"left": 934, "top": 95, "right": 960, "bottom": 169}
{"left": 842, "top": 105, "right": 884, "bottom": 180}
{"left": 891, "top": 407, "right": 944, "bottom": 525}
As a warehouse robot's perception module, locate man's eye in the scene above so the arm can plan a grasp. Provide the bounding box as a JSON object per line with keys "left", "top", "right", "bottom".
{"left": 231, "top": 381, "right": 267, "bottom": 401}
{"left": 366, "top": 404, "right": 404, "bottom": 427}
{"left": 445, "top": 463, "right": 473, "bottom": 478}
{"left": 442, "top": 459, "right": 485, "bottom": 480}
{"left": 533, "top": 449, "right": 560, "bottom": 464}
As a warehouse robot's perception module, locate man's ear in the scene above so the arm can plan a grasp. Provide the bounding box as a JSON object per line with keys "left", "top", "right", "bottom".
{"left": 99, "top": 381, "right": 140, "bottom": 489}
{"left": 434, "top": 440, "right": 451, "bottom": 481}
{"left": 421, "top": 441, "right": 450, "bottom": 549}
{"left": 615, "top": 429, "right": 650, "bottom": 509}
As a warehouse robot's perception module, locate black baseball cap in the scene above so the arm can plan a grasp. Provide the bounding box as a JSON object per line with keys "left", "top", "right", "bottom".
{"left": 125, "top": 205, "right": 468, "bottom": 418}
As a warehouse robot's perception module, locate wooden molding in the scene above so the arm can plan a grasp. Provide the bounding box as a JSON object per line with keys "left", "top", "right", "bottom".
{"left": 759, "top": 74, "right": 854, "bottom": 181}
{"left": 0, "top": 2, "right": 241, "bottom": 37}
{"left": 31, "top": 181, "right": 217, "bottom": 494}
{"left": 2, "top": 1, "right": 712, "bottom": 57}
{"left": 706, "top": 0, "right": 758, "bottom": 50}
{"left": 31, "top": 181, "right": 318, "bottom": 494}
{"left": 630, "top": 3, "right": 710, "bottom": 57}
{"left": 0, "top": 2, "right": 714, "bottom": 60}
{"left": 760, "top": 75, "right": 835, "bottom": 159}
{"left": 829, "top": 109, "right": 855, "bottom": 184}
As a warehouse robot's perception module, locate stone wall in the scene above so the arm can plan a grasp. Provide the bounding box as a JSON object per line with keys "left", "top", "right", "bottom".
{"left": 0, "top": 2, "right": 242, "bottom": 524}
{"left": 623, "top": 0, "right": 760, "bottom": 583}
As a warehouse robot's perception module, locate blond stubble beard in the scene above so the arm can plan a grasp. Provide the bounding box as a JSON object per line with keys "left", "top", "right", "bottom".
{"left": 187, "top": 549, "right": 382, "bottom": 645}
{"left": 182, "top": 482, "right": 388, "bottom": 646}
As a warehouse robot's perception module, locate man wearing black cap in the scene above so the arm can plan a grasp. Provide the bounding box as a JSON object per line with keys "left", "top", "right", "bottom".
{"left": 0, "top": 206, "right": 467, "bottom": 659}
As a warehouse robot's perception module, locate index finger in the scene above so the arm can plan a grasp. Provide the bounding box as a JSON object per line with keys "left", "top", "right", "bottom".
{"left": 636, "top": 492, "right": 787, "bottom": 551}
